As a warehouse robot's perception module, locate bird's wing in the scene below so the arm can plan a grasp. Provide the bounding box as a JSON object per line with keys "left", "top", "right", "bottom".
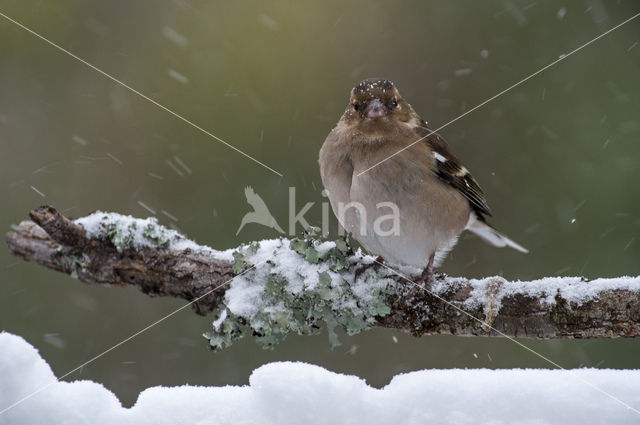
{"left": 413, "top": 121, "right": 492, "bottom": 218}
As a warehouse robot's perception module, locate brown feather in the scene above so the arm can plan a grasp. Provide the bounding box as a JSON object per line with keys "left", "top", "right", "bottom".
{"left": 412, "top": 121, "right": 493, "bottom": 218}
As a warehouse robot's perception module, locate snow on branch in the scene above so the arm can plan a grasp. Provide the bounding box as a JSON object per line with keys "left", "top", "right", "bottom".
{"left": 5, "top": 206, "right": 640, "bottom": 350}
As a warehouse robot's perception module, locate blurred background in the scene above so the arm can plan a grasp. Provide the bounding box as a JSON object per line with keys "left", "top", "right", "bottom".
{"left": 1, "top": 0, "right": 639, "bottom": 407}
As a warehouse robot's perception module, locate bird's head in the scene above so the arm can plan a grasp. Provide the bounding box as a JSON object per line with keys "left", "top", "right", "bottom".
{"left": 338, "top": 78, "right": 418, "bottom": 143}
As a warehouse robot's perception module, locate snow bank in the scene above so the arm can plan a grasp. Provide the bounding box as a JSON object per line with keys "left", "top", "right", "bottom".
{"left": 1, "top": 332, "right": 639, "bottom": 425}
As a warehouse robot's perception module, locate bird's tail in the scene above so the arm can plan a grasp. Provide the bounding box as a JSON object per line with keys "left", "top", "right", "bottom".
{"left": 466, "top": 214, "right": 528, "bottom": 253}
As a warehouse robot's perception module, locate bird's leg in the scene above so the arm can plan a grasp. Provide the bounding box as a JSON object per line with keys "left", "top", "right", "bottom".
{"left": 354, "top": 256, "right": 385, "bottom": 280}
{"left": 407, "top": 253, "right": 435, "bottom": 297}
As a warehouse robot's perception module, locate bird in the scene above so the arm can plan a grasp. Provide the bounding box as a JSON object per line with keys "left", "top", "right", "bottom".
{"left": 236, "top": 186, "right": 285, "bottom": 235}
{"left": 319, "top": 78, "right": 527, "bottom": 289}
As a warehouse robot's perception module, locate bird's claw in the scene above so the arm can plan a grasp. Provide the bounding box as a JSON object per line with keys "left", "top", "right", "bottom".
{"left": 406, "top": 253, "right": 436, "bottom": 298}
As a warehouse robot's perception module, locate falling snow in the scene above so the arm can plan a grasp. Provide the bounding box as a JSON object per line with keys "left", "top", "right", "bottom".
{"left": 162, "top": 26, "right": 189, "bottom": 48}
{"left": 168, "top": 69, "right": 189, "bottom": 85}
{"left": 557, "top": 7, "right": 567, "bottom": 20}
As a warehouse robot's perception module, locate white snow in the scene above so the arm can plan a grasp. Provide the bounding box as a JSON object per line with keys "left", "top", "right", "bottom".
{"left": 224, "top": 239, "right": 396, "bottom": 319}
{"left": 315, "top": 240, "right": 337, "bottom": 252}
{"left": 29, "top": 186, "right": 45, "bottom": 198}
{"left": 454, "top": 68, "right": 472, "bottom": 77}
{"left": 228, "top": 239, "right": 639, "bottom": 315}
{"left": 167, "top": 69, "right": 189, "bottom": 85}
{"left": 1, "top": 332, "right": 640, "bottom": 424}
{"left": 212, "top": 309, "right": 228, "bottom": 331}
{"left": 162, "top": 26, "right": 189, "bottom": 48}
{"left": 455, "top": 275, "right": 640, "bottom": 309}
{"left": 67, "top": 213, "right": 640, "bottom": 331}
{"left": 223, "top": 236, "right": 640, "bottom": 329}
{"left": 74, "top": 211, "right": 234, "bottom": 262}
{"left": 225, "top": 238, "right": 345, "bottom": 316}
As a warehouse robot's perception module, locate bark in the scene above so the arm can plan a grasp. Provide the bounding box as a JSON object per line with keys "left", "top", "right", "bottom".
{"left": 5, "top": 206, "right": 640, "bottom": 339}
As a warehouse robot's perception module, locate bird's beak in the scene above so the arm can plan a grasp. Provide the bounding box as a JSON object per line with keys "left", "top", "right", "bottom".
{"left": 365, "top": 98, "right": 387, "bottom": 119}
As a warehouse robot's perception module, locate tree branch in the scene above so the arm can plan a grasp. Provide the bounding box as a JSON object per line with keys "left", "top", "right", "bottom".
{"left": 5, "top": 206, "right": 640, "bottom": 350}
{"left": 7, "top": 206, "right": 234, "bottom": 315}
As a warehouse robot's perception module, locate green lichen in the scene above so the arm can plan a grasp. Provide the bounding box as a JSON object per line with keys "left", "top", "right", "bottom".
{"left": 202, "top": 310, "right": 243, "bottom": 350}
{"left": 231, "top": 241, "right": 260, "bottom": 273}
{"left": 204, "top": 228, "right": 396, "bottom": 351}
{"left": 141, "top": 222, "right": 172, "bottom": 247}
{"left": 290, "top": 227, "right": 352, "bottom": 272}
{"left": 103, "top": 219, "right": 173, "bottom": 253}
{"left": 106, "top": 222, "right": 137, "bottom": 253}
{"left": 60, "top": 253, "right": 89, "bottom": 279}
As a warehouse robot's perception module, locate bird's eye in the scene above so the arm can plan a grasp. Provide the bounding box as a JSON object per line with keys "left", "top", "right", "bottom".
{"left": 353, "top": 102, "right": 359, "bottom": 111}
{"left": 392, "top": 98, "right": 398, "bottom": 108}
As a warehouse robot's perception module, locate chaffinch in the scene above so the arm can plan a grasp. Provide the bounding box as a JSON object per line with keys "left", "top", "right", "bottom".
{"left": 319, "top": 78, "right": 527, "bottom": 287}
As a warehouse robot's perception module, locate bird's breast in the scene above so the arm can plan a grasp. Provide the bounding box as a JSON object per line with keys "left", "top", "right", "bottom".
{"left": 342, "top": 145, "right": 470, "bottom": 267}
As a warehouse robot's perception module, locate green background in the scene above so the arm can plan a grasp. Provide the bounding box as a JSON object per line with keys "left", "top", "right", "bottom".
{"left": 1, "top": 0, "right": 639, "bottom": 406}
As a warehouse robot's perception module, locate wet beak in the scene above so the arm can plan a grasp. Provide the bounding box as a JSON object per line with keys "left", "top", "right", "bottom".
{"left": 365, "top": 98, "right": 386, "bottom": 119}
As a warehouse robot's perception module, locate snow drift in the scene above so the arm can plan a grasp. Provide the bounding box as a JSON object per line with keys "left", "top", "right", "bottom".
{"left": 0, "top": 332, "right": 639, "bottom": 425}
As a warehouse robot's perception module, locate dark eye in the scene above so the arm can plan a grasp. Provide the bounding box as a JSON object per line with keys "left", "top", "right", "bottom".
{"left": 353, "top": 102, "right": 359, "bottom": 111}
{"left": 392, "top": 98, "right": 398, "bottom": 108}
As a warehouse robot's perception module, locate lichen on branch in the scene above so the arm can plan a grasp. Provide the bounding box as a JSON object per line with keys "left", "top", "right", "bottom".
{"left": 206, "top": 228, "right": 398, "bottom": 350}
{"left": 6, "top": 206, "right": 640, "bottom": 352}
